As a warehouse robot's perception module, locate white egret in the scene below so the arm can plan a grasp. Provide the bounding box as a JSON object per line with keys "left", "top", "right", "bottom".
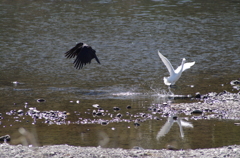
{"left": 65, "top": 43, "right": 100, "bottom": 69}
{"left": 158, "top": 51, "right": 195, "bottom": 86}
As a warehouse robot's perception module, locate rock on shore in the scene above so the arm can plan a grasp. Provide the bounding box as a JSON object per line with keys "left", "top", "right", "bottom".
{"left": 0, "top": 143, "right": 240, "bottom": 158}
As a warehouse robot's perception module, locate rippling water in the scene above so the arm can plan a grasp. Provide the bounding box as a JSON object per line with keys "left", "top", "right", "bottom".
{"left": 0, "top": 0, "right": 240, "bottom": 149}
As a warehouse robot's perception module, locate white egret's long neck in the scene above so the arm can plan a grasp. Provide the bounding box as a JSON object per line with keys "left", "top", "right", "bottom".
{"left": 180, "top": 58, "right": 186, "bottom": 72}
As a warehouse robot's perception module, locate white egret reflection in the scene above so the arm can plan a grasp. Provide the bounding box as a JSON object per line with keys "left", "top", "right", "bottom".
{"left": 156, "top": 114, "right": 193, "bottom": 140}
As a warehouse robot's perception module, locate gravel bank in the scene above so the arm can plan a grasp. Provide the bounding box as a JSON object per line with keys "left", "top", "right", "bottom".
{"left": 149, "top": 91, "right": 240, "bottom": 120}
{"left": 1, "top": 143, "right": 240, "bottom": 158}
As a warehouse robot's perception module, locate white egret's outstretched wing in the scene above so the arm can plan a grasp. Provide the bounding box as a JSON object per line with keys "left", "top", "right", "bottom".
{"left": 158, "top": 51, "right": 175, "bottom": 76}
{"left": 175, "top": 61, "right": 195, "bottom": 73}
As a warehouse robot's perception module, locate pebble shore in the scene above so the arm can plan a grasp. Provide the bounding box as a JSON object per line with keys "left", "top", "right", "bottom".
{"left": 1, "top": 143, "right": 240, "bottom": 158}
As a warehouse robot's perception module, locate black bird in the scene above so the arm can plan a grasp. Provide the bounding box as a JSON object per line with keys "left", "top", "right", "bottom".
{"left": 65, "top": 43, "right": 100, "bottom": 69}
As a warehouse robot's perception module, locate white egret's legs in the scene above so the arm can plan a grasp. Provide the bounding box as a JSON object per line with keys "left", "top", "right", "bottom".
{"left": 168, "top": 86, "right": 174, "bottom": 96}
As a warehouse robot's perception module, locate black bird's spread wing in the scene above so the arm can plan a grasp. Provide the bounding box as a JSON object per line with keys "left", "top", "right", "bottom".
{"left": 65, "top": 43, "right": 84, "bottom": 59}
{"left": 73, "top": 46, "right": 94, "bottom": 69}
{"left": 65, "top": 43, "right": 100, "bottom": 69}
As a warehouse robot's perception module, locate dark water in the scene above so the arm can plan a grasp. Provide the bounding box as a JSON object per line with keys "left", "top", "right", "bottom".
{"left": 0, "top": 0, "right": 240, "bottom": 149}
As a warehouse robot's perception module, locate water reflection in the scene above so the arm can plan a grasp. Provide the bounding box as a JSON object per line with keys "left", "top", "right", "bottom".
{"left": 98, "top": 131, "right": 110, "bottom": 147}
{"left": 156, "top": 114, "right": 193, "bottom": 140}
{"left": 11, "top": 128, "right": 39, "bottom": 147}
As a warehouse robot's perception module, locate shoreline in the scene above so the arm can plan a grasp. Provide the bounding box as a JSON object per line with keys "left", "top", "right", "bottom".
{"left": 1, "top": 143, "right": 240, "bottom": 158}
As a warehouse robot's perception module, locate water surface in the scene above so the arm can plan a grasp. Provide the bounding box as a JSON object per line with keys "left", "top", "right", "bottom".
{"left": 0, "top": 0, "right": 240, "bottom": 149}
